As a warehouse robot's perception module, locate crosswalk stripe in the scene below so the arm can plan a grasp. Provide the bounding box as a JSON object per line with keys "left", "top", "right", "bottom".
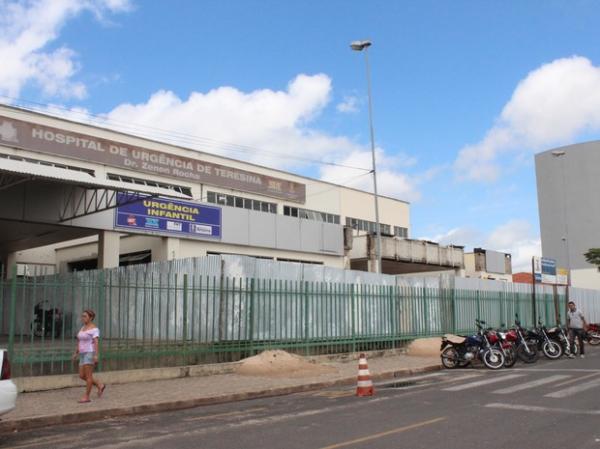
{"left": 545, "top": 378, "right": 600, "bottom": 398}
{"left": 442, "top": 374, "right": 524, "bottom": 391}
{"left": 485, "top": 403, "right": 600, "bottom": 415}
{"left": 492, "top": 375, "right": 571, "bottom": 394}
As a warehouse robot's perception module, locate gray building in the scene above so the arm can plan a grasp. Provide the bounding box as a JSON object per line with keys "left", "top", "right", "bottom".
{"left": 535, "top": 142, "right": 600, "bottom": 288}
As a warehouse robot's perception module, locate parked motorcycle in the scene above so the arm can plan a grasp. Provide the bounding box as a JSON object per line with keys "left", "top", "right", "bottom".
{"left": 586, "top": 323, "right": 600, "bottom": 346}
{"left": 30, "top": 300, "right": 62, "bottom": 338}
{"left": 529, "top": 321, "right": 563, "bottom": 360}
{"left": 551, "top": 322, "right": 579, "bottom": 357}
{"left": 494, "top": 325, "right": 517, "bottom": 368}
{"left": 440, "top": 319, "right": 505, "bottom": 370}
{"left": 512, "top": 316, "right": 539, "bottom": 363}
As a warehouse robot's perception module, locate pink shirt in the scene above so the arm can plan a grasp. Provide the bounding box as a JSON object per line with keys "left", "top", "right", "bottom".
{"left": 78, "top": 327, "right": 99, "bottom": 353}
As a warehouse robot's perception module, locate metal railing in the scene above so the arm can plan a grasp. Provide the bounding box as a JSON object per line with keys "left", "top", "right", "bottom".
{"left": 0, "top": 262, "right": 582, "bottom": 377}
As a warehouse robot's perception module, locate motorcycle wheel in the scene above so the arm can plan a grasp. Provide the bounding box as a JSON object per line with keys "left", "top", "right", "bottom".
{"left": 516, "top": 344, "right": 539, "bottom": 363}
{"left": 31, "top": 322, "right": 43, "bottom": 338}
{"left": 503, "top": 347, "right": 517, "bottom": 368}
{"left": 482, "top": 349, "right": 505, "bottom": 370}
{"left": 565, "top": 341, "right": 579, "bottom": 356}
{"left": 588, "top": 333, "right": 600, "bottom": 345}
{"left": 542, "top": 341, "right": 563, "bottom": 359}
{"left": 441, "top": 347, "right": 460, "bottom": 369}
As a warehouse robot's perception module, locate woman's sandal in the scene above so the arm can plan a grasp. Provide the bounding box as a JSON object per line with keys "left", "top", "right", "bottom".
{"left": 98, "top": 384, "right": 106, "bottom": 398}
{"left": 78, "top": 398, "right": 91, "bottom": 403}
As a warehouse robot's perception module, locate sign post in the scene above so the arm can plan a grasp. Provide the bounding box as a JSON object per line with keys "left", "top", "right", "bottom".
{"left": 531, "top": 257, "right": 538, "bottom": 326}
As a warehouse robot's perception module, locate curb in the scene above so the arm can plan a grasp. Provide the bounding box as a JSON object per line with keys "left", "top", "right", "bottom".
{"left": 14, "top": 347, "right": 409, "bottom": 393}
{"left": 0, "top": 364, "right": 441, "bottom": 434}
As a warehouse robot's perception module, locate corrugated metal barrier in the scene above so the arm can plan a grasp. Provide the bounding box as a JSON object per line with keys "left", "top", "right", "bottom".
{"left": 1, "top": 255, "right": 598, "bottom": 377}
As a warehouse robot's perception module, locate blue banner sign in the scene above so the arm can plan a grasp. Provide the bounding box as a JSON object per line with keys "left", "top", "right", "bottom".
{"left": 115, "top": 194, "right": 221, "bottom": 239}
{"left": 540, "top": 257, "right": 556, "bottom": 284}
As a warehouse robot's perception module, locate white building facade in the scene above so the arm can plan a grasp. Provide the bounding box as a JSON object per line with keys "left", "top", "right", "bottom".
{"left": 0, "top": 105, "right": 410, "bottom": 274}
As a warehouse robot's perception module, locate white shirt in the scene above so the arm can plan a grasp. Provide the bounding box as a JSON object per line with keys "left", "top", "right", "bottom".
{"left": 567, "top": 309, "right": 585, "bottom": 329}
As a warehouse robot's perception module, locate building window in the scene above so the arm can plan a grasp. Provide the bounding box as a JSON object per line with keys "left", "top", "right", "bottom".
{"left": 394, "top": 226, "right": 408, "bottom": 238}
{"left": 107, "top": 173, "right": 192, "bottom": 196}
{"left": 0, "top": 153, "right": 95, "bottom": 176}
{"left": 206, "top": 191, "right": 277, "bottom": 214}
{"left": 276, "top": 258, "right": 324, "bottom": 265}
{"left": 283, "top": 206, "right": 340, "bottom": 224}
{"left": 346, "top": 217, "right": 392, "bottom": 235}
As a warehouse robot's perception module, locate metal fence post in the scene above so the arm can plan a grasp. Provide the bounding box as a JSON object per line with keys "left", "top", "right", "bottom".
{"left": 303, "top": 281, "right": 309, "bottom": 355}
{"left": 97, "top": 270, "right": 105, "bottom": 372}
{"left": 248, "top": 278, "right": 255, "bottom": 355}
{"left": 218, "top": 260, "right": 226, "bottom": 342}
{"left": 451, "top": 281, "right": 457, "bottom": 334}
{"left": 423, "top": 285, "right": 429, "bottom": 337}
{"left": 476, "top": 286, "right": 481, "bottom": 322}
{"left": 183, "top": 274, "right": 189, "bottom": 341}
{"left": 351, "top": 283, "right": 356, "bottom": 353}
{"left": 388, "top": 285, "right": 394, "bottom": 340}
{"left": 7, "top": 266, "right": 17, "bottom": 365}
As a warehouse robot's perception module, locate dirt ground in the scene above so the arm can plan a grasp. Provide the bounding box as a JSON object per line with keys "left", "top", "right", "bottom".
{"left": 235, "top": 350, "right": 338, "bottom": 377}
{"left": 406, "top": 337, "right": 443, "bottom": 357}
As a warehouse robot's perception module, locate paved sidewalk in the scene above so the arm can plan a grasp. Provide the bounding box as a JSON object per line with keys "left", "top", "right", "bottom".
{"left": 1, "top": 354, "right": 440, "bottom": 432}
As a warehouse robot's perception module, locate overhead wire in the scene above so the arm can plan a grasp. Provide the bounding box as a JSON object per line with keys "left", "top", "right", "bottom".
{"left": 0, "top": 96, "right": 371, "bottom": 172}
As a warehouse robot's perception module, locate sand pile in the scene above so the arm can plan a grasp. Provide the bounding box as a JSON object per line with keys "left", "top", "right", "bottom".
{"left": 406, "top": 337, "right": 443, "bottom": 357}
{"left": 235, "top": 350, "right": 337, "bottom": 378}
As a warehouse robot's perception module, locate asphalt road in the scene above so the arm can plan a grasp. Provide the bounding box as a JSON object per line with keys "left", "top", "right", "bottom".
{"left": 4, "top": 348, "right": 600, "bottom": 449}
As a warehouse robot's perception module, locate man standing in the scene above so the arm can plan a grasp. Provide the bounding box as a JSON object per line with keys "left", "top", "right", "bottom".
{"left": 567, "top": 301, "right": 587, "bottom": 359}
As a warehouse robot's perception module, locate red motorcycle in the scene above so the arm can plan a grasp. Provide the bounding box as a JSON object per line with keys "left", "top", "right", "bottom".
{"left": 587, "top": 323, "right": 600, "bottom": 345}
{"left": 493, "top": 328, "right": 517, "bottom": 368}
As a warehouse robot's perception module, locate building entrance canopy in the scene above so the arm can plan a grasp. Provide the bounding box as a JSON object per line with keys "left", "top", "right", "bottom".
{"left": 0, "top": 157, "right": 190, "bottom": 222}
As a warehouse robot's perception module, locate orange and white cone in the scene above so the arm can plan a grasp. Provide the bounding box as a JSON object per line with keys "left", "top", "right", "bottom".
{"left": 356, "top": 353, "right": 374, "bottom": 397}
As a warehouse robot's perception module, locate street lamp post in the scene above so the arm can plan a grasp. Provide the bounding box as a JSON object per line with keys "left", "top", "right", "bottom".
{"left": 350, "top": 39, "right": 383, "bottom": 274}
{"left": 551, "top": 150, "right": 571, "bottom": 281}
{"left": 552, "top": 149, "right": 571, "bottom": 312}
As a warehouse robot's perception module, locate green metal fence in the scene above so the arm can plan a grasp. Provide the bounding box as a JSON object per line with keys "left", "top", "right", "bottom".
{"left": 0, "top": 267, "right": 568, "bottom": 377}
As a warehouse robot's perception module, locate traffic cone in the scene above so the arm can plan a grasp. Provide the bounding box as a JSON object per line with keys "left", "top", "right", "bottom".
{"left": 356, "top": 353, "right": 374, "bottom": 397}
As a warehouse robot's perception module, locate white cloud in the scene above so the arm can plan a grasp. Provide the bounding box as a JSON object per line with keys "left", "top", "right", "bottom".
{"left": 91, "top": 74, "right": 421, "bottom": 202}
{"left": 455, "top": 56, "right": 600, "bottom": 182}
{"left": 485, "top": 220, "right": 541, "bottom": 272}
{"left": 422, "top": 219, "right": 541, "bottom": 272}
{"left": 336, "top": 95, "right": 359, "bottom": 113}
{"left": 0, "top": 0, "right": 131, "bottom": 99}
{"left": 319, "top": 149, "right": 421, "bottom": 202}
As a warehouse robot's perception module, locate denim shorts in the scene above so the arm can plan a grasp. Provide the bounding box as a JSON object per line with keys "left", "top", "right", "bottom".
{"left": 79, "top": 352, "right": 94, "bottom": 366}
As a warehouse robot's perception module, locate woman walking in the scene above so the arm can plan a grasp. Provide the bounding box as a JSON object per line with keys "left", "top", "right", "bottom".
{"left": 73, "top": 309, "right": 105, "bottom": 403}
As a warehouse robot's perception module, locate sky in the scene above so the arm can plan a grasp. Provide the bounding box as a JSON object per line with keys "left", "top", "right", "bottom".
{"left": 2, "top": 0, "right": 600, "bottom": 271}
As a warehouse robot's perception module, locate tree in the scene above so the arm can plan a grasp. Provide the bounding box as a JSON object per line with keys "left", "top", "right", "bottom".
{"left": 584, "top": 248, "right": 600, "bottom": 271}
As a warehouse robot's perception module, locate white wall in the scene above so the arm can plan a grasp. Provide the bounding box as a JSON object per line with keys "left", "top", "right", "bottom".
{"left": 571, "top": 268, "right": 600, "bottom": 289}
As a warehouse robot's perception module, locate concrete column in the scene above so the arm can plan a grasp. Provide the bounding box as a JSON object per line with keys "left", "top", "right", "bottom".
{"left": 154, "top": 237, "right": 181, "bottom": 262}
{"left": 98, "top": 231, "right": 120, "bottom": 269}
{"left": 367, "top": 257, "right": 377, "bottom": 273}
{"left": 367, "top": 234, "right": 377, "bottom": 273}
{"left": 4, "top": 252, "right": 18, "bottom": 279}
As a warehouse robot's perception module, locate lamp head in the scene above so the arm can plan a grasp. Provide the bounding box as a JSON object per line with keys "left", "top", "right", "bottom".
{"left": 350, "top": 40, "right": 372, "bottom": 51}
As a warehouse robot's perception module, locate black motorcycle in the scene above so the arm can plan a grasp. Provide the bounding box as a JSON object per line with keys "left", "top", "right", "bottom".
{"left": 511, "top": 316, "right": 539, "bottom": 363}
{"left": 552, "top": 322, "right": 579, "bottom": 357}
{"left": 31, "top": 300, "right": 62, "bottom": 338}
{"left": 528, "top": 321, "right": 563, "bottom": 359}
